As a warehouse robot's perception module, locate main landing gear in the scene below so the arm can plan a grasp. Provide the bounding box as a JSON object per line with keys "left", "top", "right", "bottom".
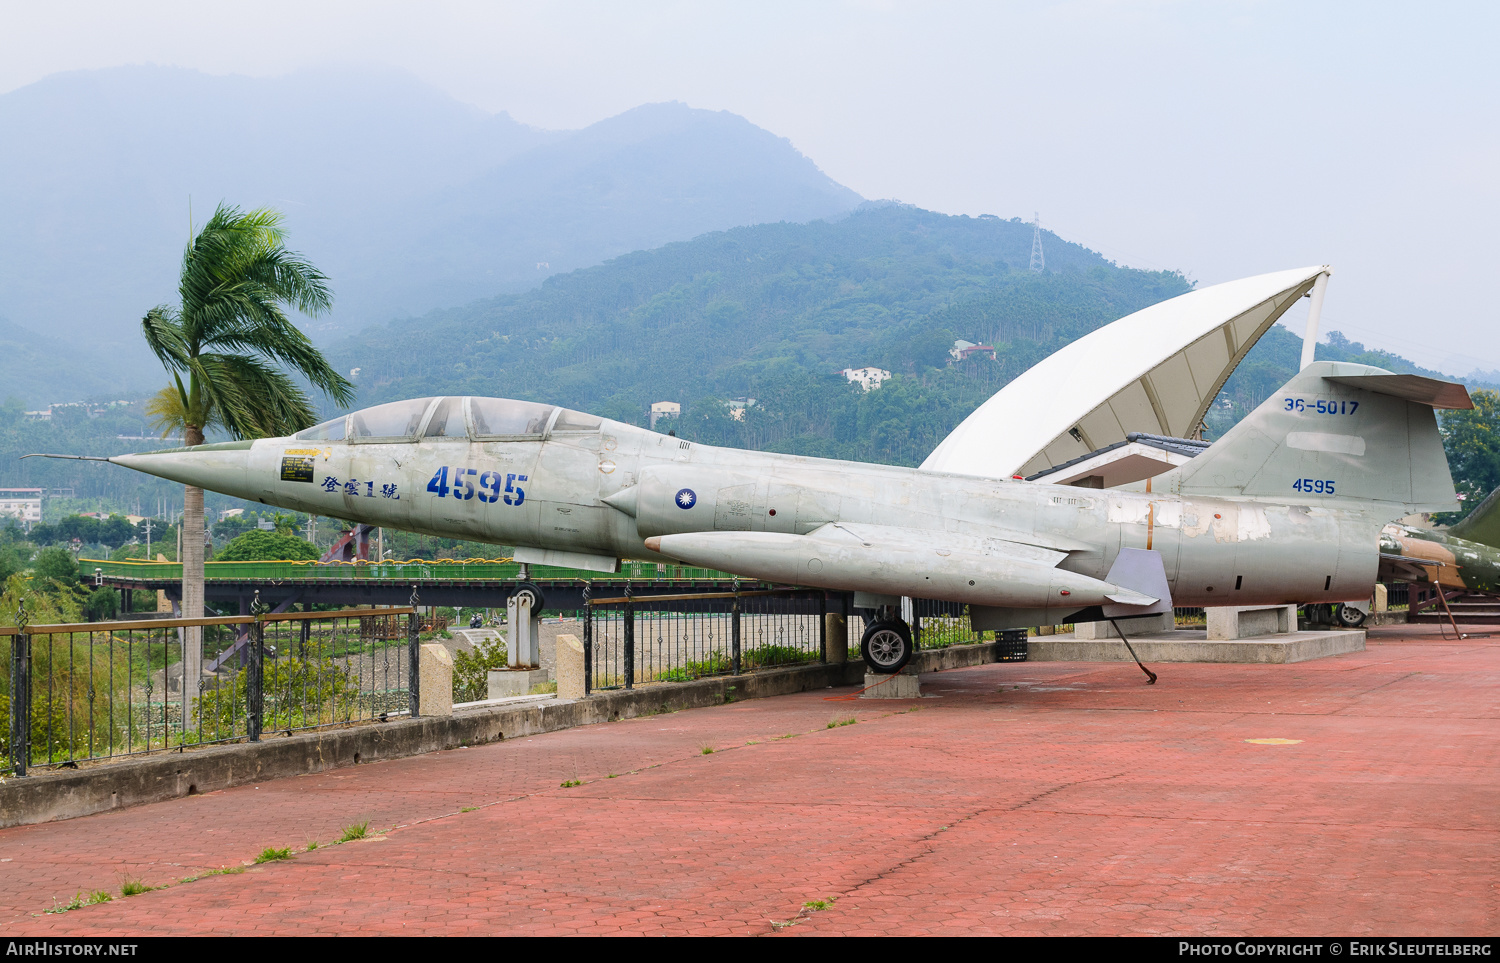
{"left": 861, "top": 612, "right": 913, "bottom": 674}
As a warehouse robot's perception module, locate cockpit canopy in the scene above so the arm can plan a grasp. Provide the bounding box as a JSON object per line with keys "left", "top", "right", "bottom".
{"left": 294, "top": 397, "right": 602, "bottom": 444}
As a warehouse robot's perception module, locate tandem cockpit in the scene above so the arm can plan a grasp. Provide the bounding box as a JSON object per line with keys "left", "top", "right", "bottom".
{"left": 293, "top": 396, "right": 604, "bottom": 444}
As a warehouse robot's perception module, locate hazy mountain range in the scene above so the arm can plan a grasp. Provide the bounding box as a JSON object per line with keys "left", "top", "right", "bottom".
{"left": 0, "top": 65, "right": 862, "bottom": 404}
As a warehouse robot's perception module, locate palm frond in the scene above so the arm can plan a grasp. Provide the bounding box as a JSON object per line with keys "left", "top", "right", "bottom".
{"left": 141, "top": 306, "right": 190, "bottom": 371}
{"left": 192, "top": 353, "right": 320, "bottom": 439}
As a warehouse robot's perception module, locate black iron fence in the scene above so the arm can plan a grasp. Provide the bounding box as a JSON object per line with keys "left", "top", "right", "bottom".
{"left": 3, "top": 606, "right": 418, "bottom": 777}
{"left": 584, "top": 589, "right": 829, "bottom": 692}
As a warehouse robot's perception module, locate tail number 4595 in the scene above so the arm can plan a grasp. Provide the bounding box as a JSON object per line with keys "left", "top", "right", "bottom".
{"left": 427, "top": 467, "right": 527, "bottom": 505}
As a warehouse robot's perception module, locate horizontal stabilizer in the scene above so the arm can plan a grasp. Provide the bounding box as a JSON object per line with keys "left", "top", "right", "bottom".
{"left": 1450, "top": 485, "right": 1500, "bottom": 550}
{"left": 1101, "top": 548, "right": 1173, "bottom": 617}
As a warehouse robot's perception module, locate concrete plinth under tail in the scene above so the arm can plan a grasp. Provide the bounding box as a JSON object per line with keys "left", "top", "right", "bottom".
{"left": 488, "top": 668, "right": 550, "bottom": 698}
{"left": 1029, "top": 627, "right": 1365, "bottom": 664}
{"left": 862, "top": 665, "right": 922, "bottom": 698}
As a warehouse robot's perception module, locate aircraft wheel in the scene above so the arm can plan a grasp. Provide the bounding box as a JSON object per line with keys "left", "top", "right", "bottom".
{"left": 511, "top": 582, "right": 546, "bottom": 613}
{"left": 861, "top": 619, "right": 913, "bottom": 674}
{"left": 1335, "top": 604, "right": 1367, "bottom": 627}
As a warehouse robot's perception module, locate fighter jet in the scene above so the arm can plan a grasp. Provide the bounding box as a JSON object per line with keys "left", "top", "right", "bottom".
{"left": 38, "top": 360, "right": 1468, "bottom": 673}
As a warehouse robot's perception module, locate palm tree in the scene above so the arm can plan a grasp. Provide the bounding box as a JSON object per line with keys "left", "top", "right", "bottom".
{"left": 143, "top": 204, "right": 354, "bottom": 716}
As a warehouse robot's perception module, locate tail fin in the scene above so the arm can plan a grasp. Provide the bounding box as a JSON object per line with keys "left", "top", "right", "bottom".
{"left": 1162, "top": 361, "right": 1468, "bottom": 513}
{"left": 1450, "top": 485, "right": 1500, "bottom": 548}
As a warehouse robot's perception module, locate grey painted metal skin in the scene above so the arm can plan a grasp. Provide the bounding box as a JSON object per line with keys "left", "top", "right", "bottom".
{"left": 89, "top": 362, "right": 1461, "bottom": 633}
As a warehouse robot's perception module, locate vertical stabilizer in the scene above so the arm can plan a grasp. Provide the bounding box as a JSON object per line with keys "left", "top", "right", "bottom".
{"left": 1162, "top": 362, "right": 1468, "bottom": 514}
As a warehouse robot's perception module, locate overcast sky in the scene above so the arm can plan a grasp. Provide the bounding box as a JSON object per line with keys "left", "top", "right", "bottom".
{"left": 4, "top": 0, "right": 1497, "bottom": 374}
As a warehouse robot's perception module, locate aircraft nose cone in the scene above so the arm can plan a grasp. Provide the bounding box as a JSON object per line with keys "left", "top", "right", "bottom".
{"left": 110, "top": 440, "right": 257, "bottom": 497}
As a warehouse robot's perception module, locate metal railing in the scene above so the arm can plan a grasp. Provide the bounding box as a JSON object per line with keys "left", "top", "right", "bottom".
{"left": 583, "top": 589, "right": 829, "bottom": 692}
{"left": 3, "top": 606, "right": 418, "bottom": 777}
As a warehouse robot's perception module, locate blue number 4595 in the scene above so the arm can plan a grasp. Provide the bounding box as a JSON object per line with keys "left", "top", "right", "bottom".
{"left": 429, "top": 467, "right": 526, "bottom": 506}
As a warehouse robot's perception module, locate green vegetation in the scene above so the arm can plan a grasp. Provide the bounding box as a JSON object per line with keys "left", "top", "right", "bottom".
{"left": 254, "top": 846, "right": 293, "bottom": 863}
{"left": 699, "top": 746, "right": 714, "bottom": 755}
{"left": 142, "top": 202, "right": 354, "bottom": 635}
{"left": 1437, "top": 389, "right": 1500, "bottom": 523}
{"left": 827, "top": 716, "right": 856, "bottom": 729}
{"left": 213, "top": 530, "right": 320, "bottom": 562}
{"left": 452, "top": 634, "right": 507, "bottom": 703}
{"left": 47, "top": 890, "right": 113, "bottom": 913}
{"left": 339, "top": 822, "right": 369, "bottom": 842}
{"left": 333, "top": 207, "right": 1191, "bottom": 468}
{"left": 119, "top": 876, "right": 153, "bottom": 897}
{"left": 560, "top": 778, "right": 583, "bottom": 787}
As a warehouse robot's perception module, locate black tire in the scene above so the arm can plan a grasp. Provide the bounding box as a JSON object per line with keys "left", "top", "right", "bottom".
{"left": 861, "top": 619, "right": 913, "bottom": 674}
{"left": 511, "top": 582, "right": 546, "bottom": 613}
{"left": 1335, "top": 603, "right": 1367, "bottom": 627}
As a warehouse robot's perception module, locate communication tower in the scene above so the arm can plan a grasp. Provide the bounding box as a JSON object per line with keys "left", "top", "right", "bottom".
{"left": 1029, "top": 212, "right": 1045, "bottom": 273}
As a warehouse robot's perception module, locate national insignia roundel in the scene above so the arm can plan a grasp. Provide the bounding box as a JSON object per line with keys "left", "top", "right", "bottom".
{"left": 675, "top": 488, "right": 697, "bottom": 509}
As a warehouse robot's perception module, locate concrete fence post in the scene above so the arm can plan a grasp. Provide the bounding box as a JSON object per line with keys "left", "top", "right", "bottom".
{"left": 419, "top": 644, "right": 453, "bottom": 717}
{"left": 824, "top": 612, "right": 848, "bottom": 664}
{"left": 555, "top": 634, "right": 585, "bottom": 701}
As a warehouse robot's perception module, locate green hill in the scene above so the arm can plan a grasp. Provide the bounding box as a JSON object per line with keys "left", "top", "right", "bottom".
{"left": 331, "top": 204, "right": 1192, "bottom": 466}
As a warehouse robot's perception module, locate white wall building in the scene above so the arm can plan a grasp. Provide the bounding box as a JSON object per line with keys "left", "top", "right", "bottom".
{"left": 837, "top": 367, "right": 891, "bottom": 392}
{"left": 0, "top": 489, "right": 43, "bottom": 524}
{"left": 649, "top": 400, "right": 681, "bottom": 429}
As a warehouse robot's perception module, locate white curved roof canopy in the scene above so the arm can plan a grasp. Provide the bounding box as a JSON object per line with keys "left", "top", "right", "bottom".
{"left": 920, "top": 265, "right": 1329, "bottom": 481}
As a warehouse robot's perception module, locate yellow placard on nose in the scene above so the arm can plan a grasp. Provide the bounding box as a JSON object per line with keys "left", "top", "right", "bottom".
{"left": 1245, "top": 738, "right": 1303, "bottom": 745}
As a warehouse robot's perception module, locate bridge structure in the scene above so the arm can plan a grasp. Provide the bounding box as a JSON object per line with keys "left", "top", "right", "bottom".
{"left": 84, "top": 558, "right": 777, "bottom": 616}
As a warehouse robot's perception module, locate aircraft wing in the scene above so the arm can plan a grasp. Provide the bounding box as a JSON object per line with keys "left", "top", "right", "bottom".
{"left": 921, "top": 265, "right": 1329, "bottom": 481}
{"left": 646, "top": 523, "right": 1161, "bottom": 613}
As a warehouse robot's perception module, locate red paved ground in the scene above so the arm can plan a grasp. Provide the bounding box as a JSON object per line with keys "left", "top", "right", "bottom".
{"left": 3, "top": 624, "right": 1496, "bottom": 936}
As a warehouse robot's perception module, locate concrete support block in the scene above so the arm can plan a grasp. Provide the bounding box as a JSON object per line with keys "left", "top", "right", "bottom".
{"left": 861, "top": 666, "right": 921, "bottom": 699}
{"left": 506, "top": 596, "right": 540, "bottom": 668}
{"left": 420, "top": 643, "right": 454, "bottom": 718}
{"left": 1207, "top": 605, "right": 1296, "bottom": 641}
{"left": 1075, "top": 612, "right": 1175, "bottom": 639}
{"left": 488, "top": 668, "right": 550, "bottom": 699}
{"left": 1375, "top": 584, "right": 1389, "bottom": 613}
{"left": 555, "top": 634, "right": 585, "bottom": 701}
{"left": 824, "top": 613, "right": 848, "bottom": 664}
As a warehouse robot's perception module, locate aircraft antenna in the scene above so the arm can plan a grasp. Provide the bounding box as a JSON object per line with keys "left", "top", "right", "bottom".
{"left": 1029, "top": 212, "right": 1045, "bottom": 273}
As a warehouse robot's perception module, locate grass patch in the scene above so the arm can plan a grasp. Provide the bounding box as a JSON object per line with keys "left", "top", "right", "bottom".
{"left": 803, "top": 898, "right": 836, "bottom": 911}
{"left": 254, "top": 846, "right": 292, "bottom": 864}
{"left": 827, "top": 716, "right": 857, "bottom": 729}
{"left": 306, "top": 841, "right": 319, "bottom": 851}
{"left": 460, "top": 806, "right": 478, "bottom": 813}
{"left": 339, "top": 822, "right": 370, "bottom": 842}
{"left": 560, "top": 778, "right": 582, "bottom": 788}
{"left": 528, "top": 680, "right": 558, "bottom": 695}
{"left": 47, "top": 890, "right": 113, "bottom": 914}
{"left": 606, "top": 773, "right": 618, "bottom": 778}
{"left": 119, "top": 876, "right": 153, "bottom": 897}
{"left": 700, "top": 745, "right": 715, "bottom": 755}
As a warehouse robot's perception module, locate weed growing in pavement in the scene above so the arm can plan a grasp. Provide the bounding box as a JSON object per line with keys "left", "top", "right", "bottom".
{"left": 460, "top": 807, "right": 478, "bottom": 813}
{"left": 803, "top": 898, "right": 836, "bottom": 911}
{"left": 306, "top": 841, "right": 319, "bottom": 851}
{"left": 255, "top": 847, "right": 292, "bottom": 864}
{"left": 560, "top": 779, "right": 582, "bottom": 788}
{"left": 339, "top": 822, "right": 369, "bottom": 842}
{"left": 606, "top": 773, "right": 618, "bottom": 778}
{"left": 827, "top": 716, "right": 857, "bottom": 728}
{"left": 700, "top": 745, "right": 715, "bottom": 755}
{"left": 119, "top": 876, "right": 153, "bottom": 897}
{"left": 47, "top": 890, "right": 113, "bottom": 914}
